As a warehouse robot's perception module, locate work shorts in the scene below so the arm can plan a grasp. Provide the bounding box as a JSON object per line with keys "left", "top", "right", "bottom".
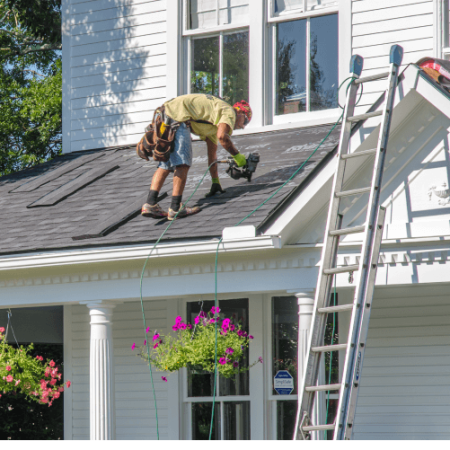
{"left": 157, "top": 122, "right": 192, "bottom": 171}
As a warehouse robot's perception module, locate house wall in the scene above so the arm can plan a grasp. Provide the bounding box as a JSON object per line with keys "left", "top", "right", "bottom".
{"left": 63, "top": 0, "right": 167, "bottom": 152}
{"left": 338, "top": 286, "right": 450, "bottom": 439}
{"left": 352, "top": 0, "right": 435, "bottom": 114}
{"left": 64, "top": 300, "right": 175, "bottom": 440}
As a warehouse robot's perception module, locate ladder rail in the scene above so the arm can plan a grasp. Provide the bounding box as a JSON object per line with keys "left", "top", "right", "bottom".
{"left": 293, "top": 56, "right": 364, "bottom": 438}
{"left": 334, "top": 48, "right": 402, "bottom": 440}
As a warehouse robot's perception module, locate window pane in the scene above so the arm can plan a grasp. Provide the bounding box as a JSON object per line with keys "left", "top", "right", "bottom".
{"left": 272, "top": 297, "right": 298, "bottom": 395}
{"left": 189, "top": 0, "right": 249, "bottom": 30}
{"left": 277, "top": 400, "right": 297, "bottom": 440}
{"left": 192, "top": 402, "right": 220, "bottom": 440}
{"left": 310, "top": 14, "right": 338, "bottom": 111}
{"left": 274, "top": 0, "right": 302, "bottom": 14}
{"left": 222, "top": 32, "right": 249, "bottom": 107}
{"left": 223, "top": 401, "right": 250, "bottom": 440}
{"left": 187, "top": 299, "right": 250, "bottom": 398}
{"left": 191, "top": 37, "right": 220, "bottom": 97}
{"left": 274, "top": 0, "right": 337, "bottom": 15}
{"left": 276, "top": 20, "right": 307, "bottom": 115}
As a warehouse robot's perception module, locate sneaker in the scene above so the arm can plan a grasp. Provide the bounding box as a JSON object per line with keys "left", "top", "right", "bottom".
{"left": 141, "top": 203, "right": 168, "bottom": 218}
{"left": 168, "top": 203, "right": 201, "bottom": 221}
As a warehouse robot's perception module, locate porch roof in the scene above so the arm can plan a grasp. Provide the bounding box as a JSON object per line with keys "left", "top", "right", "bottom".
{"left": 0, "top": 123, "right": 340, "bottom": 255}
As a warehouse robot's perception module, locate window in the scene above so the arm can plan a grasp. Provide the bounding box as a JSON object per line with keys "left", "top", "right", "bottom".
{"left": 271, "top": 0, "right": 337, "bottom": 17}
{"left": 438, "top": 0, "right": 450, "bottom": 59}
{"left": 274, "top": 14, "right": 338, "bottom": 116}
{"left": 190, "top": 31, "right": 249, "bottom": 105}
{"left": 185, "top": 299, "right": 251, "bottom": 440}
{"left": 187, "top": 0, "right": 249, "bottom": 30}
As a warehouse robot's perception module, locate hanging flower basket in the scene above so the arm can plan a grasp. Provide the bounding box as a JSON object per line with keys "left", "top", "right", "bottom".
{"left": 133, "top": 307, "right": 262, "bottom": 380}
{"left": 0, "top": 327, "right": 71, "bottom": 406}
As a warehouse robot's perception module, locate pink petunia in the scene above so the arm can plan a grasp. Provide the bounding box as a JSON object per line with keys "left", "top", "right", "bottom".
{"left": 50, "top": 379, "right": 57, "bottom": 386}
{"left": 258, "top": 356, "right": 263, "bottom": 364}
{"left": 6, "top": 365, "right": 11, "bottom": 371}
{"left": 225, "top": 348, "right": 234, "bottom": 355}
{"left": 222, "top": 319, "right": 230, "bottom": 331}
{"left": 153, "top": 343, "right": 159, "bottom": 349}
{"left": 194, "top": 316, "right": 200, "bottom": 325}
{"left": 0, "top": 327, "right": 4, "bottom": 333}
{"left": 230, "top": 325, "right": 235, "bottom": 332}
{"left": 175, "top": 316, "right": 183, "bottom": 325}
{"left": 211, "top": 306, "right": 220, "bottom": 315}
{"left": 66, "top": 381, "right": 71, "bottom": 388}
{"left": 41, "top": 381, "right": 47, "bottom": 390}
{"left": 209, "top": 319, "right": 216, "bottom": 324}
{"left": 199, "top": 311, "right": 206, "bottom": 318}
{"left": 146, "top": 326, "right": 150, "bottom": 333}
{"left": 172, "top": 325, "right": 179, "bottom": 331}
{"left": 6, "top": 375, "right": 13, "bottom": 383}
{"left": 15, "top": 380, "right": 20, "bottom": 386}
{"left": 49, "top": 360, "right": 56, "bottom": 368}
{"left": 144, "top": 340, "right": 147, "bottom": 345}
{"left": 131, "top": 343, "right": 136, "bottom": 350}
{"left": 152, "top": 333, "right": 160, "bottom": 342}
{"left": 53, "top": 391, "right": 61, "bottom": 399}
{"left": 233, "top": 361, "right": 239, "bottom": 368}
{"left": 180, "top": 323, "right": 187, "bottom": 330}
{"left": 219, "top": 357, "right": 229, "bottom": 365}
{"left": 44, "top": 368, "right": 51, "bottom": 377}
{"left": 58, "top": 387, "right": 64, "bottom": 393}
{"left": 188, "top": 324, "right": 192, "bottom": 329}
{"left": 161, "top": 376, "right": 168, "bottom": 382}
{"left": 248, "top": 335, "right": 254, "bottom": 340}
{"left": 237, "top": 330, "right": 244, "bottom": 337}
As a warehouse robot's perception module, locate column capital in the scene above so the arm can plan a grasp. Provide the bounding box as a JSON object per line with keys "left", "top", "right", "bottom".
{"left": 80, "top": 300, "right": 119, "bottom": 310}
{"left": 286, "top": 289, "right": 315, "bottom": 298}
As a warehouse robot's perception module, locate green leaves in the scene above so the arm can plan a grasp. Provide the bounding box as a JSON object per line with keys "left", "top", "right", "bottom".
{"left": 0, "top": 0, "right": 62, "bottom": 176}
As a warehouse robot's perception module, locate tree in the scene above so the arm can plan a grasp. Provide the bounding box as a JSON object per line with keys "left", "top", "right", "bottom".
{"left": 0, "top": 0, "right": 62, "bottom": 176}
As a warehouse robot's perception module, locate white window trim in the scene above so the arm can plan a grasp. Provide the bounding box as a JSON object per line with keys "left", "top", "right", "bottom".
{"left": 437, "top": 0, "right": 450, "bottom": 59}
{"left": 181, "top": 294, "right": 265, "bottom": 440}
{"left": 170, "top": 0, "right": 351, "bottom": 133}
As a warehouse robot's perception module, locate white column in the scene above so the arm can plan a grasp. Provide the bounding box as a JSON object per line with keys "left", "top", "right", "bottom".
{"left": 84, "top": 301, "right": 116, "bottom": 440}
{"left": 295, "top": 290, "right": 324, "bottom": 439}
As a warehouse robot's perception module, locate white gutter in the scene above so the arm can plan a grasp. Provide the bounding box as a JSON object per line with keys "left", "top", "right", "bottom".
{"left": 0, "top": 235, "right": 281, "bottom": 271}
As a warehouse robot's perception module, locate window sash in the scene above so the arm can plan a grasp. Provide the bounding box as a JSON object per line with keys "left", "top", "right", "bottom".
{"left": 268, "top": 1, "right": 338, "bottom": 23}
{"left": 183, "top": 0, "right": 250, "bottom": 36}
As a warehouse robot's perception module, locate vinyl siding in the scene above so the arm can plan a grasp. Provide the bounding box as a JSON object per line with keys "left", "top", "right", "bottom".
{"left": 67, "top": 301, "right": 170, "bottom": 440}
{"left": 67, "top": 0, "right": 167, "bottom": 152}
{"left": 352, "top": 0, "right": 434, "bottom": 114}
{"left": 353, "top": 294, "right": 450, "bottom": 439}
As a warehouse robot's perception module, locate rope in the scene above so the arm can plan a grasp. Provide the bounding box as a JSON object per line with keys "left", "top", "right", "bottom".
{"left": 139, "top": 162, "right": 217, "bottom": 440}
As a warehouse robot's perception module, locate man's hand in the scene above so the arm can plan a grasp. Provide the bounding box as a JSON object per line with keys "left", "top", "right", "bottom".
{"left": 205, "top": 182, "right": 226, "bottom": 197}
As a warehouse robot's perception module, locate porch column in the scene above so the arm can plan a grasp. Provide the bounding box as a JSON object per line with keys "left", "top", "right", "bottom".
{"left": 295, "top": 291, "right": 315, "bottom": 392}
{"left": 294, "top": 290, "right": 324, "bottom": 439}
{"left": 85, "top": 301, "right": 116, "bottom": 440}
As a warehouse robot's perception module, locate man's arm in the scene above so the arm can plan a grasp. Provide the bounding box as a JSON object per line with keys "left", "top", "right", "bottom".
{"left": 206, "top": 137, "right": 219, "bottom": 180}
{"left": 217, "top": 123, "right": 238, "bottom": 156}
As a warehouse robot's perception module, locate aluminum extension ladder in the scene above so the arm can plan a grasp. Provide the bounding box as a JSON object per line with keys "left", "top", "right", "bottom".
{"left": 293, "top": 44, "right": 403, "bottom": 440}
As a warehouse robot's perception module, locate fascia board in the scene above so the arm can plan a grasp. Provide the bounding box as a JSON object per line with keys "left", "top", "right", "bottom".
{"left": 263, "top": 65, "right": 431, "bottom": 243}
{"left": 0, "top": 236, "right": 281, "bottom": 271}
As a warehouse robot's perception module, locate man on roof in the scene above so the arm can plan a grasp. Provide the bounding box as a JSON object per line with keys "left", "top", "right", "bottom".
{"left": 138, "top": 94, "right": 252, "bottom": 220}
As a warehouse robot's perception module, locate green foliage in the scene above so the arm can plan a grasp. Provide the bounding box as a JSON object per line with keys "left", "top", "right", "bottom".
{"left": 0, "top": 0, "right": 62, "bottom": 176}
{"left": 137, "top": 311, "right": 261, "bottom": 379}
{"left": 0, "top": 328, "right": 70, "bottom": 405}
{"left": 0, "top": 343, "right": 64, "bottom": 440}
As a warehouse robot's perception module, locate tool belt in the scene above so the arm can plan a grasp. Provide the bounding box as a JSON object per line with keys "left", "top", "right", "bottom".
{"left": 136, "top": 105, "right": 181, "bottom": 163}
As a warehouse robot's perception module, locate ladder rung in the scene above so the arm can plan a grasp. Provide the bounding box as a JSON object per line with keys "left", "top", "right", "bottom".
{"left": 335, "top": 186, "right": 371, "bottom": 198}
{"left": 347, "top": 110, "right": 383, "bottom": 123}
{"left": 302, "top": 423, "right": 335, "bottom": 432}
{"left": 318, "top": 304, "right": 354, "bottom": 314}
{"left": 354, "top": 71, "right": 390, "bottom": 84}
{"left": 305, "top": 383, "right": 341, "bottom": 392}
{"left": 329, "top": 225, "right": 366, "bottom": 236}
{"left": 324, "top": 264, "right": 359, "bottom": 275}
{"left": 312, "top": 343, "right": 348, "bottom": 353}
{"left": 341, "top": 148, "right": 377, "bottom": 160}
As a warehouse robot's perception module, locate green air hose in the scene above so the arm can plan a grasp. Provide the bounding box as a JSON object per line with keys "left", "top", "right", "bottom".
{"left": 139, "top": 161, "right": 217, "bottom": 440}
{"left": 140, "top": 76, "right": 360, "bottom": 441}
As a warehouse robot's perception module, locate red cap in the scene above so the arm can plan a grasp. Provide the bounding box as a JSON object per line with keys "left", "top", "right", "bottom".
{"left": 233, "top": 100, "right": 252, "bottom": 123}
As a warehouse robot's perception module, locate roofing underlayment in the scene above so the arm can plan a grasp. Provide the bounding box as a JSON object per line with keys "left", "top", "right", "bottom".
{"left": 0, "top": 124, "right": 341, "bottom": 255}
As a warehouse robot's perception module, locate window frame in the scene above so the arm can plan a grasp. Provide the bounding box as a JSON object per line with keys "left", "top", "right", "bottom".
{"left": 437, "top": 0, "right": 450, "bottom": 59}
{"left": 269, "top": 8, "right": 340, "bottom": 125}
{"left": 181, "top": 295, "right": 265, "bottom": 440}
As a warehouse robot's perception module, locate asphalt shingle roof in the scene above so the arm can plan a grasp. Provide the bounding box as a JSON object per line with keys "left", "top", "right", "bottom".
{"left": 0, "top": 124, "right": 340, "bottom": 255}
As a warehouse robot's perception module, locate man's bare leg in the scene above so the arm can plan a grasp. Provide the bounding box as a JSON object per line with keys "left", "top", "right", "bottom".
{"left": 168, "top": 164, "right": 201, "bottom": 219}
{"left": 150, "top": 167, "right": 171, "bottom": 192}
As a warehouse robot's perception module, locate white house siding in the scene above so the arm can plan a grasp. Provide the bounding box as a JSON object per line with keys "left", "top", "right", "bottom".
{"left": 67, "top": 300, "right": 170, "bottom": 440}
{"left": 352, "top": 290, "right": 450, "bottom": 439}
{"left": 68, "top": 0, "right": 167, "bottom": 152}
{"left": 352, "top": 0, "right": 435, "bottom": 114}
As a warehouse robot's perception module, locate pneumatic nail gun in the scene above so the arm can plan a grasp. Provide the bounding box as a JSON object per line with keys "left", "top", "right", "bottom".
{"left": 215, "top": 152, "right": 260, "bottom": 182}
